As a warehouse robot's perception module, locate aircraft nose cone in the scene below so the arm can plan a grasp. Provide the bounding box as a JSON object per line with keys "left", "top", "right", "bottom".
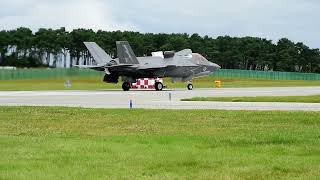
{"left": 214, "top": 63, "right": 221, "bottom": 70}
{"left": 209, "top": 62, "right": 221, "bottom": 70}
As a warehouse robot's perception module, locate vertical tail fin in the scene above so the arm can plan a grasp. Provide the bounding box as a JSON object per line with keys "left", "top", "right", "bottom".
{"left": 116, "top": 41, "right": 139, "bottom": 64}
{"left": 84, "top": 42, "right": 112, "bottom": 65}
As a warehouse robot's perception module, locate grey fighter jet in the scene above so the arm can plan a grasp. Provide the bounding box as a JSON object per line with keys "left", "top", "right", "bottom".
{"left": 80, "top": 41, "right": 220, "bottom": 91}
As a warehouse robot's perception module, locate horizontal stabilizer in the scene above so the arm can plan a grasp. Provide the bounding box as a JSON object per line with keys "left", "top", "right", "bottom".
{"left": 84, "top": 42, "right": 112, "bottom": 65}
{"left": 104, "top": 64, "right": 134, "bottom": 68}
{"left": 75, "top": 65, "right": 102, "bottom": 68}
{"left": 76, "top": 64, "right": 134, "bottom": 69}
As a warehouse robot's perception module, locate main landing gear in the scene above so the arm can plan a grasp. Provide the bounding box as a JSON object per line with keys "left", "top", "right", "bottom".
{"left": 122, "top": 82, "right": 131, "bottom": 91}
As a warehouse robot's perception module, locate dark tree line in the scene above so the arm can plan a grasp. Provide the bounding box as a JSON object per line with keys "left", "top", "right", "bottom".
{"left": 0, "top": 27, "right": 319, "bottom": 73}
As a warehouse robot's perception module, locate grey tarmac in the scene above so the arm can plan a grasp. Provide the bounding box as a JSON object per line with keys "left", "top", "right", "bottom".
{"left": 0, "top": 86, "right": 320, "bottom": 111}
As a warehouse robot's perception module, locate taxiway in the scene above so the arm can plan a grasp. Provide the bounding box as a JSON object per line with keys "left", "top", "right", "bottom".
{"left": 0, "top": 87, "right": 320, "bottom": 111}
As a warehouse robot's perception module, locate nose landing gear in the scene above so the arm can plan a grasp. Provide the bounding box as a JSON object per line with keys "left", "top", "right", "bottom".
{"left": 155, "top": 82, "right": 164, "bottom": 91}
{"left": 187, "top": 83, "right": 193, "bottom": 90}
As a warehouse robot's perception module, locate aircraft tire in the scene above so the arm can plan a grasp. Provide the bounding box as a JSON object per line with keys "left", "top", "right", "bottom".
{"left": 155, "top": 82, "right": 163, "bottom": 91}
{"left": 122, "top": 82, "right": 131, "bottom": 91}
{"left": 187, "top": 84, "right": 193, "bottom": 90}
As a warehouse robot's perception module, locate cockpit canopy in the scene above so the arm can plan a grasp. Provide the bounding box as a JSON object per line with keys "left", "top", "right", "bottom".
{"left": 192, "top": 53, "right": 209, "bottom": 65}
{"left": 151, "top": 50, "right": 211, "bottom": 66}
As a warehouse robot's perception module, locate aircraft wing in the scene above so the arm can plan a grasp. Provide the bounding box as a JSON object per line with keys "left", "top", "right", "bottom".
{"left": 75, "top": 65, "right": 105, "bottom": 71}
{"left": 105, "top": 64, "right": 137, "bottom": 71}
{"left": 137, "top": 64, "right": 197, "bottom": 71}
{"left": 137, "top": 65, "right": 166, "bottom": 70}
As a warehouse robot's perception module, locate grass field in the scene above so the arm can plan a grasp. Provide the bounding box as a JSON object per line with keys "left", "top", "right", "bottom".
{"left": 0, "top": 106, "right": 319, "bottom": 179}
{"left": 0, "top": 76, "right": 320, "bottom": 91}
{"left": 182, "top": 95, "right": 320, "bottom": 103}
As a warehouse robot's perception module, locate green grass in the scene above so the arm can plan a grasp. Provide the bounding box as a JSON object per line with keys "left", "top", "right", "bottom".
{"left": 0, "top": 77, "right": 118, "bottom": 91}
{"left": 182, "top": 95, "right": 320, "bottom": 103}
{"left": 0, "top": 76, "right": 320, "bottom": 91}
{"left": 0, "top": 106, "right": 319, "bottom": 179}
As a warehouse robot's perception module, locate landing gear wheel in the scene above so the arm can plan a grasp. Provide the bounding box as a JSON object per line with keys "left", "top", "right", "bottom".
{"left": 155, "top": 82, "right": 164, "bottom": 91}
{"left": 122, "top": 82, "right": 131, "bottom": 91}
{"left": 187, "top": 84, "right": 193, "bottom": 90}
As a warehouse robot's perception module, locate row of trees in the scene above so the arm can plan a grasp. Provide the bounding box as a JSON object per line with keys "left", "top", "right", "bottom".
{"left": 0, "top": 27, "right": 319, "bottom": 73}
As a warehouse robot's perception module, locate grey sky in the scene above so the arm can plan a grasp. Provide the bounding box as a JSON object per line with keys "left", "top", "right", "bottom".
{"left": 0, "top": 0, "right": 319, "bottom": 48}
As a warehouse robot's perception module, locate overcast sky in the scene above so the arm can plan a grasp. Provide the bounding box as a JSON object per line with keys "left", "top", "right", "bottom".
{"left": 0, "top": 0, "right": 319, "bottom": 48}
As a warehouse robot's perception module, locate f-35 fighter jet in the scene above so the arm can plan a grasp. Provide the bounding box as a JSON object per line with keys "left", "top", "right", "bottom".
{"left": 80, "top": 41, "right": 220, "bottom": 91}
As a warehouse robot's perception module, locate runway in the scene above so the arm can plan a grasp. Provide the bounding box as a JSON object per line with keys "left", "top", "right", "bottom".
{"left": 0, "top": 87, "right": 320, "bottom": 111}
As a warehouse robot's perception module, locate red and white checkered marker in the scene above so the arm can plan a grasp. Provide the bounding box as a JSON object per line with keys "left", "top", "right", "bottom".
{"left": 131, "top": 78, "right": 163, "bottom": 89}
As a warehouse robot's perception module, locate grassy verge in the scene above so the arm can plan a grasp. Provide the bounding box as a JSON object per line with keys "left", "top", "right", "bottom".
{"left": 0, "top": 76, "right": 320, "bottom": 91}
{"left": 0, "top": 106, "right": 319, "bottom": 179}
{"left": 182, "top": 95, "right": 320, "bottom": 103}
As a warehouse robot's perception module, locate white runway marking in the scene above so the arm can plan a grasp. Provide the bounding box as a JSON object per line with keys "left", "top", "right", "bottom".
{"left": 0, "top": 87, "right": 320, "bottom": 111}
{"left": 0, "top": 91, "right": 124, "bottom": 97}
